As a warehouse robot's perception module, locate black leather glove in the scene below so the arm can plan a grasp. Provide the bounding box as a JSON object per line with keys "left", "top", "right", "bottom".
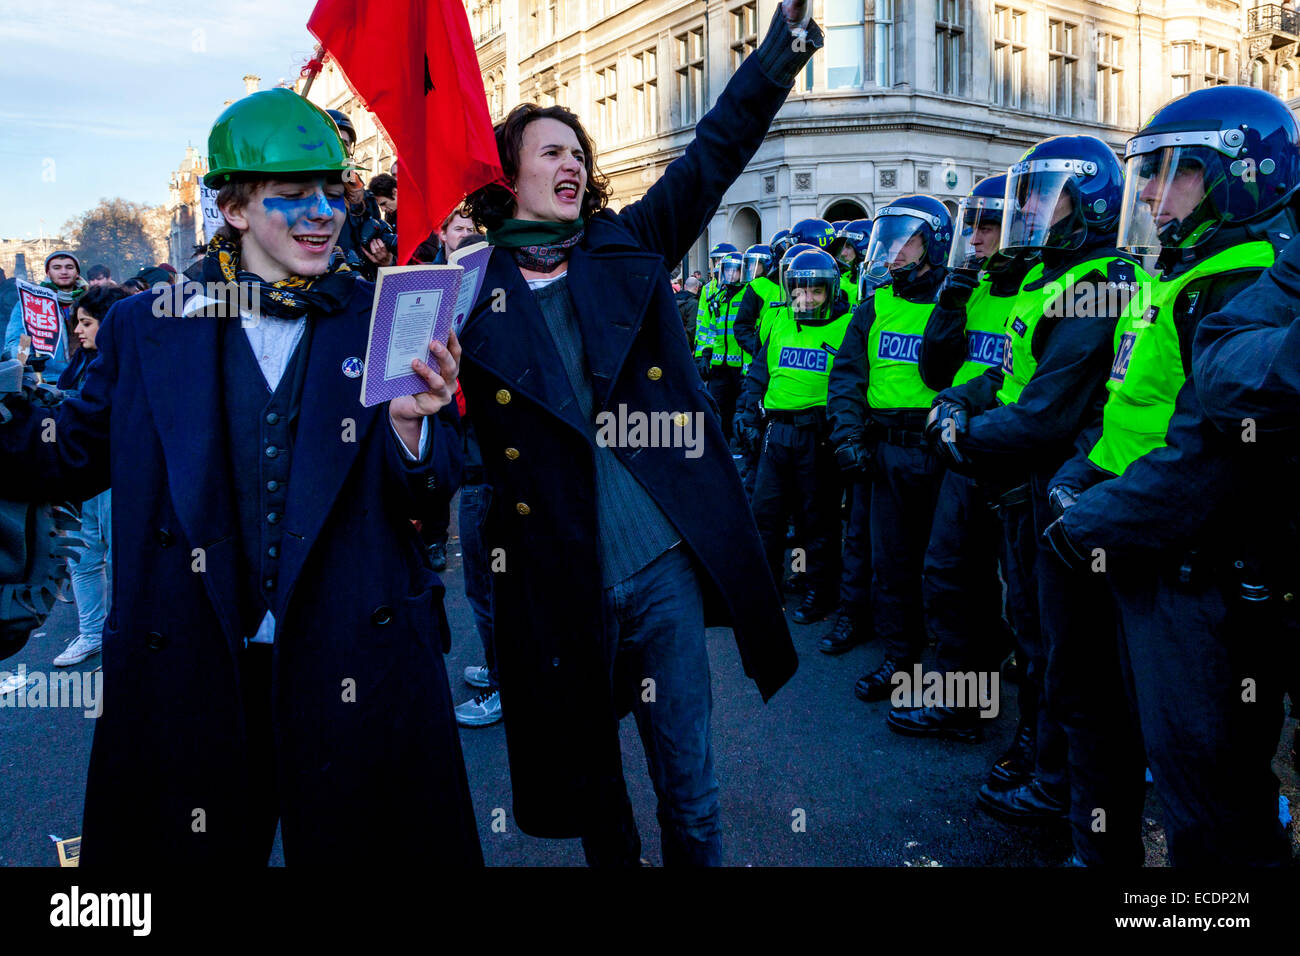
{"left": 834, "top": 437, "right": 874, "bottom": 480}
{"left": 1042, "top": 515, "right": 1090, "bottom": 572}
{"left": 937, "top": 268, "right": 980, "bottom": 311}
{"left": 1047, "top": 484, "right": 1080, "bottom": 518}
{"left": 696, "top": 350, "right": 713, "bottom": 382}
{"left": 737, "top": 420, "right": 762, "bottom": 456}
{"left": 925, "top": 401, "right": 969, "bottom": 468}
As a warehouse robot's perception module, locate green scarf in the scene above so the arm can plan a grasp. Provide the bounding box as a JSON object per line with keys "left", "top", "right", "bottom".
{"left": 487, "top": 218, "right": 585, "bottom": 249}
{"left": 42, "top": 277, "right": 88, "bottom": 307}
{"left": 488, "top": 218, "right": 586, "bottom": 273}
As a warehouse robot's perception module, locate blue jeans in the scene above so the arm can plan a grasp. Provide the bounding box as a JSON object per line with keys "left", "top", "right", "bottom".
{"left": 580, "top": 543, "right": 721, "bottom": 867}
{"left": 457, "top": 483, "right": 497, "bottom": 689}
{"left": 70, "top": 489, "right": 112, "bottom": 637}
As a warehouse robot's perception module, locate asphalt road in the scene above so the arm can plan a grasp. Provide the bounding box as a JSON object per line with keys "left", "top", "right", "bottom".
{"left": 2, "top": 493, "right": 1297, "bottom": 867}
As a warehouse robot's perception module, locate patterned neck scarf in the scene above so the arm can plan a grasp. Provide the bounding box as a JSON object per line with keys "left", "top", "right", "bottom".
{"left": 487, "top": 218, "right": 585, "bottom": 273}
{"left": 42, "top": 277, "right": 88, "bottom": 307}
{"left": 201, "top": 232, "right": 357, "bottom": 320}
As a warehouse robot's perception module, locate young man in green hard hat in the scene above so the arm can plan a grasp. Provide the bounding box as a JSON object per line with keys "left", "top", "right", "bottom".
{"left": 0, "top": 87, "right": 480, "bottom": 867}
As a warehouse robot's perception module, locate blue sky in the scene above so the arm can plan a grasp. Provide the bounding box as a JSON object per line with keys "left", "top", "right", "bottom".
{"left": 0, "top": 0, "right": 321, "bottom": 239}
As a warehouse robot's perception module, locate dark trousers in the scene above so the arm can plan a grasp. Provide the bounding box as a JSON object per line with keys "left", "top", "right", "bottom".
{"left": 707, "top": 364, "right": 744, "bottom": 443}
{"left": 240, "top": 641, "right": 279, "bottom": 866}
{"left": 580, "top": 545, "right": 720, "bottom": 867}
{"left": 458, "top": 482, "right": 498, "bottom": 689}
{"left": 751, "top": 420, "right": 843, "bottom": 599}
{"left": 1037, "top": 494, "right": 1145, "bottom": 866}
{"left": 925, "top": 470, "right": 1013, "bottom": 676}
{"left": 870, "top": 439, "right": 942, "bottom": 662}
{"left": 419, "top": 492, "right": 452, "bottom": 548}
{"left": 996, "top": 493, "right": 1066, "bottom": 790}
{"left": 840, "top": 478, "right": 873, "bottom": 621}
{"left": 1112, "top": 570, "right": 1292, "bottom": 866}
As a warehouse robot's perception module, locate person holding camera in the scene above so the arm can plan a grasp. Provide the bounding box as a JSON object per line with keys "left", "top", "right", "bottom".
{"left": 327, "top": 109, "right": 397, "bottom": 279}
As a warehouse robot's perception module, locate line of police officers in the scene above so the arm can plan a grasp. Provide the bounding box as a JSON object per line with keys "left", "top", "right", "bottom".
{"left": 693, "top": 83, "right": 1300, "bottom": 866}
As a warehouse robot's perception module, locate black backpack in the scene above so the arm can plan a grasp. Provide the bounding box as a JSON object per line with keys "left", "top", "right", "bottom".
{"left": 0, "top": 357, "right": 82, "bottom": 662}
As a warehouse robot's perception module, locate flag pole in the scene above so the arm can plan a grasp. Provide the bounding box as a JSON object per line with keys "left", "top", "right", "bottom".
{"left": 299, "top": 44, "right": 327, "bottom": 97}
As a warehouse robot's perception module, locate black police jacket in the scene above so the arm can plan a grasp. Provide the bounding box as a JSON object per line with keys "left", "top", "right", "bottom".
{"left": 938, "top": 235, "right": 1139, "bottom": 480}
{"left": 827, "top": 266, "right": 944, "bottom": 445}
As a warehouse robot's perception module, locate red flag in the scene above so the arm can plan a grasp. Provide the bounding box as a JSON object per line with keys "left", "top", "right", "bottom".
{"left": 308, "top": 0, "right": 502, "bottom": 268}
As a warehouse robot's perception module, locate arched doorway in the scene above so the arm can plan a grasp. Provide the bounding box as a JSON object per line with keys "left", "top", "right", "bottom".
{"left": 730, "top": 206, "right": 762, "bottom": 249}
{"left": 823, "top": 198, "right": 868, "bottom": 223}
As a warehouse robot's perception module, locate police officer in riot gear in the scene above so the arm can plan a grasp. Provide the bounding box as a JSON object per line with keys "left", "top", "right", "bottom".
{"left": 887, "top": 176, "right": 1023, "bottom": 743}
{"left": 928, "top": 136, "right": 1149, "bottom": 843}
{"left": 740, "top": 248, "right": 853, "bottom": 623}
{"left": 829, "top": 218, "right": 872, "bottom": 310}
{"left": 695, "top": 251, "right": 750, "bottom": 441}
{"left": 829, "top": 196, "right": 950, "bottom": 690}
{"left": 1045, "top": 86, "right": 1300, "bottom": 865}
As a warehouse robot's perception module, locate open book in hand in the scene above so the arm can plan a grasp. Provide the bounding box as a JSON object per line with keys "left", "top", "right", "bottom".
{"left": 359, "top": 240, "right": 491, "bottom": 407}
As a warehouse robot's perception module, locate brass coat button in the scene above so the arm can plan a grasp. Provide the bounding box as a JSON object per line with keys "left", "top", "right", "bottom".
{"left": 516, "top": 502, "right": 531, "bottom": 515}
{"left": 495, "top": 389, "right": 512, "bottom": 405}
{"left": 646, "top": 366, "right": 663, "bottom": 381}
{"left": 505, "top": 447, "right": 520, "bottom": 460}
{"left": 673, "top": 412, "right": 690, "bottom": 427}
{"left": 1285, "top": 593, "right": 1295, "bottom": 603}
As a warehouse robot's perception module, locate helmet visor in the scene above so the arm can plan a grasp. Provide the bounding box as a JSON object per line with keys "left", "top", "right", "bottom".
{"left": 742, "top": 251, "right": 771, "bottom": 283}
{"left": 1117, "top": 147, "right": 1217, "bottom": 256}
{"left": 782, "top": 270, "right": 837, "bottom": 319}
{"left": 1001, "top": 165, "right": 1086, "bottom": 252}
{"left": 948, "top": 196, "right": 1004, "bottom": 270}
{"left": 862, "top": 214, "right": 930, "bottom": 281}
{"left": 719, "top": 258, "right": 744, "bottom": 284}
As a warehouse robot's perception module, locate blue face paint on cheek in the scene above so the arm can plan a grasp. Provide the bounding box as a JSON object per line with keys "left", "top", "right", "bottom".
{"left": 262, "top": 191, "right": 343, "bottom": 227}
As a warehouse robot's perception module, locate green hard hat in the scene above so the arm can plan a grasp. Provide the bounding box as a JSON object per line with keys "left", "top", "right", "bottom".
{"left": 204, "top": 88, "right": 352, "bottom": 188}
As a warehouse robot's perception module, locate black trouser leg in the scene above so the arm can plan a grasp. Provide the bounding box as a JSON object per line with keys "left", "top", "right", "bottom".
{"left": 870, "top": 441, "right": 943, "bottom": 663}
{"left": 707, "top": 365, "right": 743, "bottom": 442}
{"left": 750, "top": 422, "right": 796, "bottom": 598}
{"left": 1038, "top": 503, "right": 1145, "bottom": 866}
{"left": 840, "top": 478, "right": 873, "bottom": 624}
{"left": 927, "top": 471, "right": 1012, "bottom": 677}
{"left": 1113, "top": 572, "right": 1291, "bottom": 866}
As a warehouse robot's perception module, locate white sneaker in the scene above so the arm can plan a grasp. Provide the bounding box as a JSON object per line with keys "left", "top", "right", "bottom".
{"left": 455, "top": 689, "right": 502, "bottom": 727}
{"left": 463, "top": 664, "right": 492, "bottom": 689}
{"left": 53, "top": 633, "right": 102, "bottom": 667}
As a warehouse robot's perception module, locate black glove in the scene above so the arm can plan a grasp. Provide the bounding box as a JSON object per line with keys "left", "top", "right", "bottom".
{"left": 737, "top": 420, "right": 762, "bottom": 456}
{"left": 925, "top": 401, "right": 969, "bottom": 468}
{"left": 937, "top": 268, "right": 980, "bottom": 311}
{"left": 696, "top": 351, "right": 713, "bottom": 382}
{"left": 834, "top": 437, "right": 874, "bottom": 480}
{"left": 1042, "top": 515, "right": 1090, "bottom": 572}
{"left": 1047, "top": 484, "right": 1080, "bottom": 518}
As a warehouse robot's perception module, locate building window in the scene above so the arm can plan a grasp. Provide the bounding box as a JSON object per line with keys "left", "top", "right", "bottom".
{"left": 992, "top": 5, "right": 1025, "bottom": 108}
{"left": 1097, "top": 31, "right": 1122, "bottom": 125}
{"left": 676, "top": 27, "right": 705, "bottom": 126}
{"left": 1205, "top": 46, "right": 1230, "bottom": 87}
{"left": 633, "top": 49, "right": 658, "bottom": 138}
{"left": 1047, "top": 18, "right": 1077, "bottom": 117}
{"left": 730, "top": 2, "right": 758, "bottom": 75}
{"left": 869, "top": 0, "right": 894, "bottom": 87}
{"left": 595, "top": 64, "right": 618, "bottom": 144}
{"left": 1251, "top": 57, "right": 1266, "bottom": 89}
{"left": 1280, "top": 62, "right": 1295, "bottom": 100}
{"left": 1171, "top": 41, "right": 1191, "bottom": 97}
{"left": 825, "top": 0, "right": 865, "bottom": 89}
{"left": 935, "top": 0, "right": 964, "bottom": 96}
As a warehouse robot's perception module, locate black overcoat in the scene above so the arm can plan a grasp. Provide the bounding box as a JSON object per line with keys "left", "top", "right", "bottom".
{"left": 457, "top": 54, "right": 798, "bottom": 838}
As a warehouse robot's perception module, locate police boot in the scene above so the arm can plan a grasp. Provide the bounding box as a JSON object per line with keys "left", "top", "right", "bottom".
{"left": 975, "top": 778, "right": 1067, "bottom": 826}
{"left": 987, "top": 718, "right": 1035, "bottom": 790}
{"left": 854, "top": 657, "right": 910, "bottom": 702}
{"left": 886, "top": 705, "right": 983, "bottom": 743}
{"left": 792, "top": 589, "right": 836, "bottom": 625}
{"left": 817, "top": 606, "right": 867, "bottom": 655}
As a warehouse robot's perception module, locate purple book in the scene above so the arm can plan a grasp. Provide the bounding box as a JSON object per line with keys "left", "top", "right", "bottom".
{"left": 360, "top": 265, "right": 463, "bottom": 408}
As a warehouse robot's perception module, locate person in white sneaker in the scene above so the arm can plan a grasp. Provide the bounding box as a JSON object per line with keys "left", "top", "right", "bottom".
{"left": 53, "top": 285, "right": 127, "bottom": 668}
{"left": 453, "top": 417, "right": 501, "bottom": 728}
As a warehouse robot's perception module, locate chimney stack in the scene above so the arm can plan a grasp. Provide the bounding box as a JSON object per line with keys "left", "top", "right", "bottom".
{"left": 243, "top": 74, "right": 260, "bottom": 95}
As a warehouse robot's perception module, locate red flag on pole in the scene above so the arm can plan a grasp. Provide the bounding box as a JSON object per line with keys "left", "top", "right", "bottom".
{"left": 308, "top": 0, "right": 503, "bottom": 268}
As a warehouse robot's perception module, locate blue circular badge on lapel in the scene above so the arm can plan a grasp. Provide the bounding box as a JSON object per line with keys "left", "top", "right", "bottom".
{"left": 342, "top": 356, "right": 364, "bottom": 378}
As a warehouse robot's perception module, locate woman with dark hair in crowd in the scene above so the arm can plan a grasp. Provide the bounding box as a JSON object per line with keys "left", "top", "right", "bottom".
{"left": 51, "top": 282, "right": 130, "bottom": 668}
